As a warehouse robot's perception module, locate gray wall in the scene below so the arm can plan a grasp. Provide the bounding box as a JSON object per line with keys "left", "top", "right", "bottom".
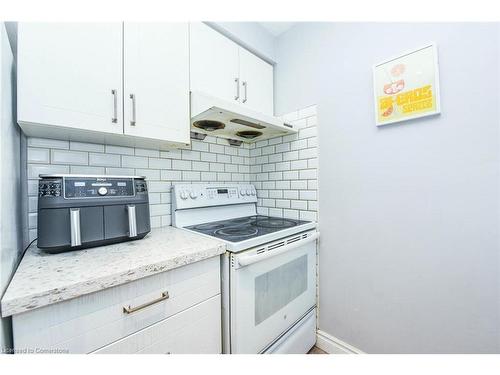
{"left": 274, "top": 23, "right": 500, "bottom": 353}
{"left": 210, "top": 22, "right": 276, "bottom": 63}
{"left": 0, "top": 22, "right": 22, "bottom": 352}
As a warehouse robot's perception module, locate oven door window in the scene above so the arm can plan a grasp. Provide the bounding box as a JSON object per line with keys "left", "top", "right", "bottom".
{"left": 254, "top": 255, "right": 308, "bottom": 325}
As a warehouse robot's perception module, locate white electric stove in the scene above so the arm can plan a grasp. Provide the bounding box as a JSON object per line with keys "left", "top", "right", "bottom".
{"left": 172, "top": 183, "right": 319, "bottom": 354}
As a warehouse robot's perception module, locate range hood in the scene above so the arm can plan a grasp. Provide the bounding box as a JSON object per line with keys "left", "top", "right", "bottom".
{"left": 190, "top": 91, "right": 296, "bottom": 143}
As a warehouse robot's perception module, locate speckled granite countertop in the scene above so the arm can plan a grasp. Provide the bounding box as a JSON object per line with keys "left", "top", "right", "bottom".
{"left": 1, "top": 227, "right": 226, "bottom": 317}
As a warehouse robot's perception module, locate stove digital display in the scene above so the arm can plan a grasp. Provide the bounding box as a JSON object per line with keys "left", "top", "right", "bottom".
{"left": 206, "top": 187, "right": 238, "bottom": 199}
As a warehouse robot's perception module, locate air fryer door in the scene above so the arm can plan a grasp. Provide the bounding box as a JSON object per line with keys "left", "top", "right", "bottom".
{"left": 104, "top": 203, "right": 150, "bottom": 239}
{"left": 37, "top": 207, "right": 104, "bottom": 251}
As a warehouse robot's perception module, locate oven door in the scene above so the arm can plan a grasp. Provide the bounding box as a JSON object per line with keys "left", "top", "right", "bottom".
{"left": 229, "top": 230, "right": 318, "bottom": 353}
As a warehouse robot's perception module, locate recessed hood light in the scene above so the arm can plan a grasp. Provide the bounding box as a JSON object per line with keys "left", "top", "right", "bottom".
{"left": 193, "top": 120, "right": 225, "bottom": 131}
{"left": 236, "top": 131, "right": 263, "bottom": 139}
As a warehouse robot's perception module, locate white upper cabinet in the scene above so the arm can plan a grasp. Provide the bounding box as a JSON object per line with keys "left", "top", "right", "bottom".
{"left": 17, "top": 22, "right": 191, "bottom": 149}
{"left": 123, "top": 23, "right": 190, "bottom": 145}
{"left": 189, "top": 23, "right": 274, "bottom": 115}
{"left": 238, "top": 47, "right": 274, "bottom": 115}
{"left": 189, "top": 22, "right": 240, "bottom": 103}
{"left": 17, "top": 23, "right": 123, "bottom": 135}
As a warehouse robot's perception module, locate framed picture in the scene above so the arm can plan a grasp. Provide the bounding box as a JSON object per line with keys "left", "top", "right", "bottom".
{"left": 373, "top": 43, "right": 441, "bottom": 126}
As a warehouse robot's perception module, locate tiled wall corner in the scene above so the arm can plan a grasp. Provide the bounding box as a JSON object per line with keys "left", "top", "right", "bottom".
{"left": 25, "top": 104, "right": 319, "bottom": 241}
{"left": 26, "top": 136, "right": 252, "bottom": 241}
{"left": 250, "top": 105, "right": 318, "bottom": 223}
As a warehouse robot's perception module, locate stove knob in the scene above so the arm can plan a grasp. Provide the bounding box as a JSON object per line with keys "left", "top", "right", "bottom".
{"left": 240, "top": 190, "right": 246, "bottom": 196}
{"left": 180, "top": 191, "right": 188, "bottom": 200}
{"left": 98, "top": 187, "right": 108, "bottom": 196}
{"left": 190, "top": 191, "right": 198, "bottom": 199}
{"left": 246, "top": 189, "right": 252, "bottom": 196}
{"left": 251, "top": 190, "right": 256, "bottom": 196}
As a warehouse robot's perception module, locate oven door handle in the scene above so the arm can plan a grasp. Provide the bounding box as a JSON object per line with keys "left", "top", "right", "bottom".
{"left": 237, "top": 232, "right": 320, "bottom": 268}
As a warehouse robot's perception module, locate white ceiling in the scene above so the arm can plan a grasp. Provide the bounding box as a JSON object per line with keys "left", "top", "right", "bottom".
{"left": 258, "top": 22, "right": 296, "bottom": 37}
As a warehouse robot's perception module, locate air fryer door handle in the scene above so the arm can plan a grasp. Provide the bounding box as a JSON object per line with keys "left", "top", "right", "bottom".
{"left": 127, "top": 205, "right": 138, "bottom": 238}
{"left": 70, "top": 208, "right": 82, "bottom": 247}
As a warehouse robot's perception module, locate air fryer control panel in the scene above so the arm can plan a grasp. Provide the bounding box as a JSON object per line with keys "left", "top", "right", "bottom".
{"left": 38, "top": 179, "right": 62, "bottom": 197}
{"left": 39, "top": 176, "right": 148, "bottom": 198}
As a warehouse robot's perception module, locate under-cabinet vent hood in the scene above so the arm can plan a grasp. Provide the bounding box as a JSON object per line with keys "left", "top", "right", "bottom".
{"left": 190, "top": 91, "right": 296, "bottom": 143}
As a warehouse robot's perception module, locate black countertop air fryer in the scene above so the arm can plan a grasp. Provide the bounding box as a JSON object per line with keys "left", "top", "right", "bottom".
{"left": 37, "top": 175, "right": 151, "bottom": 254}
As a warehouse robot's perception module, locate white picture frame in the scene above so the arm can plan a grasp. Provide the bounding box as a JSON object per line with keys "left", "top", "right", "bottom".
{"left": 373, "top": 43, "right": 441, "bottom": 126}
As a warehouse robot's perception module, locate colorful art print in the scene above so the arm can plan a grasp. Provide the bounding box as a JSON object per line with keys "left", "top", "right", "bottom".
{"left": 373, "top": 44, "right": 441, "bottom": 126}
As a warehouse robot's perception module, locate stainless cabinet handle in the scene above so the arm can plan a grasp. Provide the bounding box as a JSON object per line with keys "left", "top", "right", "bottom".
{"left": 242, "top": 81, "right": 248, "bottom": 103}
{"left": 234, "top": 78, "right": 240, "bottom": 100}
{"left": 129, "top": 94, "right": 136, "bottom": 126}
{"left": 111, "top": 89, "right": 118, "bottom": 123}
{"left": 70, "top": 208, "right": 81, "bottom": 247}
{"left": 127, "top": 204, "right": 137, "bottom": 237}
{"left": 123, "top": 291, "right": 169, "bottom": 314}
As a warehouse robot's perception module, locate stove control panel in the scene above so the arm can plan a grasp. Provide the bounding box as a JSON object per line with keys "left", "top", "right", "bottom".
{"left": 206, "top": 187, "right": 238, "bottom": 199}
{"left": 172, "top": 184, "right": 257, "bottom": 209}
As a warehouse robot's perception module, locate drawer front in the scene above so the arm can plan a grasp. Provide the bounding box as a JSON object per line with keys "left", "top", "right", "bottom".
{"left": 13, "top": 256, "right": 220, "bottom": 353}
{"left": 93, "top": 294, "right": 221, "bottom": 354}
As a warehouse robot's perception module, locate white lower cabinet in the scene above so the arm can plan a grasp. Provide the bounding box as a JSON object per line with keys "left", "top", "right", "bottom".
{"left": 93, "top": 295, "right": 221, "bottom": 354}
{"left": 12, "top": 257, "right": 221, "bottom": 354}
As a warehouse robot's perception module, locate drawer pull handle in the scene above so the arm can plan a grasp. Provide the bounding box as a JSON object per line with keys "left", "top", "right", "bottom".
{"left": 123, "top": 291, "right": 169, "bottom": 314}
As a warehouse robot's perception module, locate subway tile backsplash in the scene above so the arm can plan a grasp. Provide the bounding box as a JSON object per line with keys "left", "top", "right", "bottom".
{"left": 250, "top": 105, "right": 318, "bottom": 222}
{"left": 25, "top": 105, "right": 318, "bottom": 241}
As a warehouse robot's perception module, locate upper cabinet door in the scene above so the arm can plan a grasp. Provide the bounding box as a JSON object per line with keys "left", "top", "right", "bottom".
{"left": 17, "top": 23, "right": 123, "bottom": 134}
{"left": 123, "top": 23, "right": 190, "bottom": 145}
{"left": 189, "top": 23, "right": 240, "bottom": 103}
{"left": 238, "top": 48, "right": 274, "bottom": 115}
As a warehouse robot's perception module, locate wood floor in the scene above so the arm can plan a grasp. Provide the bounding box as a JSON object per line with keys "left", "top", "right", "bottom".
{"left": 308, "top": 346, "right": 327, "bottom": 354}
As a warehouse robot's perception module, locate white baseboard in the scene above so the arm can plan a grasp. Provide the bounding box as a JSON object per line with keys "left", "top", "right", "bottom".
{"left": 315, "top": 330, "right": 364, "bottom": 354}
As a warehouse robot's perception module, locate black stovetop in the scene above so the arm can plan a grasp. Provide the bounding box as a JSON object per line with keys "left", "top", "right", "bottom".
{"left": 185, "top": 215, "right": 310, "bottom": 243}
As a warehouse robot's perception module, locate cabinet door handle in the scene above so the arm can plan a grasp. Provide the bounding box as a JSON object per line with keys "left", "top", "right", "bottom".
{"left": 111, "top": 89, "right": 118, "bottom": 123}
{"left": 123, "top": 292, "right": 169, "bottom": 314}
{"left": 242, "top": 81, "right": 248, "bottom": 103}
{"left": 129, "top": 94, "right": 136, "bottom": 126}
{"left": 234, "top": 78, "right": 240, "bottom": 100}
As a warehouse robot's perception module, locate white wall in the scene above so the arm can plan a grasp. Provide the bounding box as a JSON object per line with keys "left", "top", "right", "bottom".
{"left": 275, "top": 23, "right": 500, "bottom": 353}
{"left": 0, "top": 22, "right": 22, "bottom": 352}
